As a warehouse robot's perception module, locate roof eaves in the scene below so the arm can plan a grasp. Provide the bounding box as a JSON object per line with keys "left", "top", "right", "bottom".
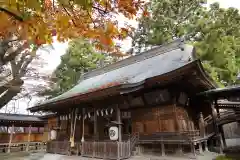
{"left": 28, "top": 84, "right": 123, "bottom": 112}
{"left": 196, "top": 85, "right": 240, "bottom": 97}
{"left": 195, "top": 60, "right": 218, "bottom": 89}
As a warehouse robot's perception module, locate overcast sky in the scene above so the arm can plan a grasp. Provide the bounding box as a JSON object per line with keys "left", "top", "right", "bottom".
{"left": 1, "top": 0, "right": 239, "bottom": 114}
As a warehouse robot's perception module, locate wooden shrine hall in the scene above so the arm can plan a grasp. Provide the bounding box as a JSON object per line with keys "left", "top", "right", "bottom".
{"left": 0, "top": 113, "right": 46, "bottom": 153}
{"left": 28, "top": 39, "right": 222, "bottom": 159}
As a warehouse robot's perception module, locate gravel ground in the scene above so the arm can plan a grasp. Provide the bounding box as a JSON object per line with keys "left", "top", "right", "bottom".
{"left": 6, "top": 151, "right": 219, "bottom": 160}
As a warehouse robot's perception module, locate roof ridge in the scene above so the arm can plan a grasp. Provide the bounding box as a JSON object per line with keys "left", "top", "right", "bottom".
{"left": 79, "top": 38, "right": 185, "bottom": 81}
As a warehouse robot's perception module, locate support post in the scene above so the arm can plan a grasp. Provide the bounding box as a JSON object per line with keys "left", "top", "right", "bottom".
{"left": 71, "top": 108, "right": 78, "bottom": 148}
{"left": 116, "top": 106, "right": 122, "bottom": 142}
{"left": 191, "top": 143, "right": 196, "bottom": 157}
{"left": 216, "top": 104, "right": 227, "bottom": 148}
{"left": 81, "top": 108, "right": 85, "bottom": 142}
{"left": 69, "top": 109, "right": 74, "bottom": 145}
{"left": 212, "top": 101, "right": 223, "bottom": 154}
{"left": 26, "top": 125, "right": 32, "bottom": 151}
{"left": 199, "top": 142, "right": 203, "bottom": 154}
{"left": 94, "top": 108, "right": 98, "bottom": 140}
{"left": 199, "top": 112, "right": 205, "bottom": 138}
{"left": 204, "top": 140, "right": 209, "bottom": 152}
{"left": 8, "top": 124, "right": 14, "bottom": 153}
{"left": 219, "top": 126, "right": 227, "bottom": 148}
{"left": 161, "top": 140, "right": 165, "bottom": 156}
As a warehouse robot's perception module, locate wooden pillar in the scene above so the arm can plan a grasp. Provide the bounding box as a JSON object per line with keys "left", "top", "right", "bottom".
{"left": 204, "top": 140, "right": 209, "bottom": 152}
{"left": 212, "top": 101, "right": 223, "bottom": 154}
{"left": 71, "top": 108, "right": 78, "bottom": 147}
{"left": 116, "top": 106, "right": 122, "bottom": 142}
{"left": 191, "top": 142, "right": 196, "bottom": 156}
{"left": 94, "top": 108, "right": 98, "bottom": 140}
{"left": 161, "top": 137, "right": 165, "bottom": 156}
{"left": 219, "top": 126, "right": 227, "bottom": 148}
{"left": 81, "top": 108, "right": 85, "bottom": 142}
{"left": 199, "top": 142, "right": 203, "bottom": 154}
{"left": 216, "top": 105, "right": 227, "bottom": 148}
{"left": 8, "top": 124, "right": 14, "bottom": 153}
{"left": 209, "top": 139, "right": 214, "bottom": 150}
{"left": 199, "top": 112, "right": 205, "bottom": 138}
{"left": 26, "top": 125, "right": 32, "bottom": 151}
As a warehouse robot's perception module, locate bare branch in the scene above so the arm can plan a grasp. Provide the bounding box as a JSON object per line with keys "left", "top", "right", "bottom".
{"left": 62, "top": 5, "right": 77, "bottom": 26}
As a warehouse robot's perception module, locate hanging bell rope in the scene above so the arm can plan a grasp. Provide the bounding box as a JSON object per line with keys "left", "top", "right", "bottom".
{"left": 101, "top": 109, "right": 104, "bottom": 116}
{"left": 110, "top": 108, "right": 114, "bottom": 114}
{"left": 88, "top": 112, "right": 91, "bottom": 118}
{"left": 105, "top": 109, "right": 108, "bottom": 115}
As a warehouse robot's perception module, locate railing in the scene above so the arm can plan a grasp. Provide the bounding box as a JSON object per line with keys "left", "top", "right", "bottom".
{"left": 46, "top": 141, "right": 70, "bottom": 155}
{"left": 180, "top": 130, "right": 200, "bottom": 140}
{"left": 204, "top": 115, "right": 212, "bottom": 125}
{"left": 204, "top": 110, "right": 240, "bottom": 125}
{"left": 130, "top": 132, "right": 139, "bottom": 151}
{"left": 0, "top": 142, "right": 45, "bottom": 153}
{"left": 81, "top": 141, "right": 131, "bottom": 159}
{"left": 138, "top": 131, "right": 199, "bottom": 144}
{"left": 203, "top": 110, "right": 240, "bottom": 138}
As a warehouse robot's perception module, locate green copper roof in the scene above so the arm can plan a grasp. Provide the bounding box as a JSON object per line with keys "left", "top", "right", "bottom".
{"left": 30, "top": 39, "right": 214, "bottom": 111}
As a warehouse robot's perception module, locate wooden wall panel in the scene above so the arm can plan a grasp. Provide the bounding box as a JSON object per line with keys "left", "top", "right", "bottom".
{"left": 131, "top": 104, "right": 196, "bottom": 135}
{"left": 0, "top": 133, "right": 43, "bottom": 143}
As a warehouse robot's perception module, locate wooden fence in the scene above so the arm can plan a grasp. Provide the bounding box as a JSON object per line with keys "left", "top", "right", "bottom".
{"left": 46, "top": 141, "right": 70, "bottom": 155}
{"left": 82, "top": 141, "right": 131, "bottom": 159}
{"left": 0, "top": 142, "right": 45, "bottom": 153}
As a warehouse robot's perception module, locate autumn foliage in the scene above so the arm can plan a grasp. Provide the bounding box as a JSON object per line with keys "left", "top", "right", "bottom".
{"left": 0, "top": 0, "right": 147, "bottom": 54}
